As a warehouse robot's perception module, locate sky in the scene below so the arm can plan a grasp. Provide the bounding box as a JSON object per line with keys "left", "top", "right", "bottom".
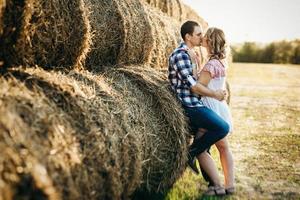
{"left": 181, "top": 0, "right": 300, "bottom": 44}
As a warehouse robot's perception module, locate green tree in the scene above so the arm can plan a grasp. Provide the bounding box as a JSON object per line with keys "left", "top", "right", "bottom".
{"left": 291, "top": 40, "right": 300, "bottom": 64}
{"left": 273, "top": 41, "right": 294, "bottom": 64}
{"left": 259, "top": 43, "right": 275, "bottom": 63}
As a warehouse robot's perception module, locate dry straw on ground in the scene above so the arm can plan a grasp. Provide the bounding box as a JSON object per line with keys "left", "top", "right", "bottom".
{"left": 0, "top": 0, "right": 91, "bottom": 69}
{"left": 0, "top": 66, "right": 189, "bottom": 199}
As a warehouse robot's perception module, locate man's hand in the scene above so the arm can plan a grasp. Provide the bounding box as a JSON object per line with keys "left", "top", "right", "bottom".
{"left": 213, "top": 89, "right": 227, "bottom": 101}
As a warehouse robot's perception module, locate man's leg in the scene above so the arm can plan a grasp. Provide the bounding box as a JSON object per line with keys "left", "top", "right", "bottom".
{"left": 186, "top": 106, "right": 229, "bottom": 157}
{"left": 200, "top": 149, "right": 214, "bottom": 186}
{"left": 195, "top": 130, "right": 213, "bottom": 186}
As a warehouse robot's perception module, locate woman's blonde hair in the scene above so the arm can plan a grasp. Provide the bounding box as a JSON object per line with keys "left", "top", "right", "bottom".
{"left": 205, "top": 27, "right": 227, "bottom": 60}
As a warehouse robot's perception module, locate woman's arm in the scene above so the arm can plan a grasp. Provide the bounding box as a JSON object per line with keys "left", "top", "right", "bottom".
{"left": 198, "top": 71, "right": 211, "bottom": 87}
{"left": 191, "top": 71, "right": 226, "bottom": 100}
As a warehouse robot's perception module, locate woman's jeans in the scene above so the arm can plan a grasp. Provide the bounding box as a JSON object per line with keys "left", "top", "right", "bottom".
{"left": 183, "top": 105, "right": 230, "bottom": 185}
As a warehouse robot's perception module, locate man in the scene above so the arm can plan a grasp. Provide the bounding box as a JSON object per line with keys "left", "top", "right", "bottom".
{"left": 168, "top": 21, "right": 229, "bottom": 189}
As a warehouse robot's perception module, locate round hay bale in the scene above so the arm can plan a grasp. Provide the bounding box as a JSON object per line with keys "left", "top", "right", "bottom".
{"left": 104, "top": 66, "right": 189, "bottom": 194}
{"left": 143, "top": 4, "right": 181, "bottom": 69}
{"left": 1, "top": 65, "right": 190, "bottom": 198}
{"left": 84, "top": 0, "right": 153, "bottom": 70}
{"left": 0, "top": 0, "right": 91, "bottom": 69}
{"left": 0, "top": 112, "right": 60, "bottom": 200}
{"left": 143, "top": 0, "right": 208, "bottom": 27}
{"left": 0, "top": 74, "right": 81, "bottom": 200}
{"left": 143, "top": 0, "right": 183, "bottom": 21}
{"left": 181, "top": 3, "right": 208, "bottom": 28}
{"left": 7, "top": 67, "right": 143, "bottom": 199}
{"left": 64, "top": 70, "right": 143, "bottom": 199}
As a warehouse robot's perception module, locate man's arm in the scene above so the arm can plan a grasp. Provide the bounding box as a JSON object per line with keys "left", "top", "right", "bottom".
{"left": 191, "top": 71, "right": 226, "bottom": 101}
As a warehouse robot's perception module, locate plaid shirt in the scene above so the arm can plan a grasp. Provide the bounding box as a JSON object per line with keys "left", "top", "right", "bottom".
{"left": 168, "top": 43, "right": 203, "bottom": 107}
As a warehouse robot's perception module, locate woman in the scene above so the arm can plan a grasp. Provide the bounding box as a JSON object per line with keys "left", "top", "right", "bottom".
{"left": 190, "top": 27, "right": 235, "bottom": 195}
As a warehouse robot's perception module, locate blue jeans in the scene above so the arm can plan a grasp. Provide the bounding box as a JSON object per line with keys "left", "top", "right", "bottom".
{"left": 183, "top": 105, "right": 229, "bottom": 157}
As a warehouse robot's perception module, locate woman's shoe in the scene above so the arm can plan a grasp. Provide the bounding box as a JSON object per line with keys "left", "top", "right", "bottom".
{"left": 203, "top": 185, "right": 226, "bottom": 196}
{"left": 225, "top": 187, "right": 235, "bottom": 195}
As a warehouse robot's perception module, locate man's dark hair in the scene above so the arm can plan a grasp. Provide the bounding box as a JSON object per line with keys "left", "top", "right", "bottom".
{"left": 181, "top": 21, "right": 199, "bottom": 41}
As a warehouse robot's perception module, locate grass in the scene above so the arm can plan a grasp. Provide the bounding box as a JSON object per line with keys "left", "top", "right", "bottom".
{"left": 165, "top": 63, "right": 300, "bottom": 200}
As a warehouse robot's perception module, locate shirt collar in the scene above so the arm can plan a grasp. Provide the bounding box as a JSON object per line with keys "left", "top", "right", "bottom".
{"left": 176, "top": 42, "right": 189, "bottom": 53}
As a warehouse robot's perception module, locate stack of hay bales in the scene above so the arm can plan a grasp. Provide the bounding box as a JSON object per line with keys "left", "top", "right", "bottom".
{"left": 0, "top": 0, "right": 209, "bottom": 198}
{"left": 0, "top": 0, "right": 206, "bottom": 70}
{"left": 0, "top": 65, "right": 189, "bottom": 199}
{"left": 0, "top": 0, "right": 91, "bottom": 69}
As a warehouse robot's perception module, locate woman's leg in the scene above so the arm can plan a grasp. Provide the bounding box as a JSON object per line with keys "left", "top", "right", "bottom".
{"left": 215, "top": 137, "right": 235, "bottom": 188}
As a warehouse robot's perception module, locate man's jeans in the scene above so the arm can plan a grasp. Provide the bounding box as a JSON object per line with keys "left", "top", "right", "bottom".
{"left": 183, "top": 105, "right": 229, "bottom": 185}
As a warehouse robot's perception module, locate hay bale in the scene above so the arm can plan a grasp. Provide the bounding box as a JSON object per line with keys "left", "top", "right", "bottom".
{"left": 84, "top": 0, "right": 153, "bottom": 69}
{"left": 3, "top": 67, "right": 143, "bottom": 199}
{"left": 0, "top": 0, "right": 91, "bottom": 69}
{"left": 143, "top": 0, "right": 208, "bottom": 27}
{"left": 0, "top": 111, "right": 59, "bottom": 200}
{"left": 181, "top": 3, "right": 208, "bottom": 28}
{"left": 104, "top": 66, "right": 189, "bottom": 194}
{"left": 84, "top": 0, "right": 182, "bottom": 70}
{"left": 143, "top": 0, "right": 183, "bottom": 21}
{"left": 0, "top": 74, "right": 81, "bottom": 200}
{"left": 143, "top": 4, "right": 181, "bottom": 69}
{"left": 0, "top": 65, "right": 189, "bottom": 198}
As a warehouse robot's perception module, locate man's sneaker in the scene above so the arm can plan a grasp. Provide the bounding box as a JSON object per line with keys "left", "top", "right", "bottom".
{"left": 187, "top": 155, "right": 199, "bottom": 174}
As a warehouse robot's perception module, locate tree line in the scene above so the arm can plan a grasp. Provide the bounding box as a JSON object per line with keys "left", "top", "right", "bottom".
{"left": 231, "top": 39, "right": 300, "bottom": 64}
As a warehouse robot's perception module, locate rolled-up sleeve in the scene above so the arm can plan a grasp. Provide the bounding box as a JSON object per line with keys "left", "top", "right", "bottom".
{"left": 174, "top": 53, "right": 196, "bottom": 88}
